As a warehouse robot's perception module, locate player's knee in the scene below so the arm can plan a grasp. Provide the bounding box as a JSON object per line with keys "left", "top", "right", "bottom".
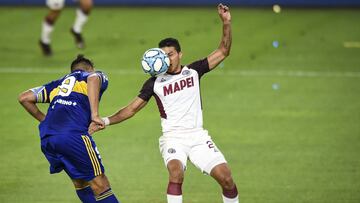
{"left": 91, "top": 182, "right": 109, "bottom": 195}
{"left": 80, "top": 0, "right": 93, "bottom": 14}
{"left": 80, "top": 6, "right": 92, "bottom": 15}
{"left": 168, "top": 168, "right": 184, "bottom": 183}
{"left": 167, "top": 160, "right": 184, "bottom": 183}
{"left": 45, "top": 10, "right": 61, "bottom": 24}
{"left": 169, "top": 174, "right": 184, "bottom": 183}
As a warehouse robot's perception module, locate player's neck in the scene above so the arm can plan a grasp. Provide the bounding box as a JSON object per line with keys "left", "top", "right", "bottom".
{"left": 167, "top": 66, "right": 182, "bottom": 75}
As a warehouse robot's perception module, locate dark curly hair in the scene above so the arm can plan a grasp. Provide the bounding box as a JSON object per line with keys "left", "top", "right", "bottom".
{"left": 158, "top": 37, "right": 181, "bottom": 52}
{"left": 70, "top": 54, "right": 94, "bottom": 71}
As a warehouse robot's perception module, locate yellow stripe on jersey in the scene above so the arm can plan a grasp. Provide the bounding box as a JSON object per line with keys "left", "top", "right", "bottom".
{"left": 43, "top": 88, "right": 48, "bottom": 102}
{"left": 38, "top": 91, "right": 43, "bottom": 103}
{"left": 48, "top": 80, "right": 87, "bottom": 102}
{"left": 81, "top": 135, "right": 102, "bottom": 176}
{"left": 72, "top": 81, "right": 88, "bottom": 96}
{"left": 49, "top": 87, "right": 60, "bottom": 102}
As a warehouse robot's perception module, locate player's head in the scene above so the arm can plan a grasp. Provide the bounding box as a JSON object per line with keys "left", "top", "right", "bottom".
{"left": 159, "top": 37, "right": 183, "bottom": 73}
{"left": 70, "top": 54, "right": 94, "bottom": 72}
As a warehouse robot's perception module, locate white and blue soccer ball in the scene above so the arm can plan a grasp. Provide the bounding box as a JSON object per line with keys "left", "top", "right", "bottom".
{"left": 141, "top": 48, "right": 170, "bottom": 77}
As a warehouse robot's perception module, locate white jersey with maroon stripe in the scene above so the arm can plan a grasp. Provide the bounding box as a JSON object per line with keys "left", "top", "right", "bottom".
{"left": 154, "top": 66, "right": 202, "bottom": 133}
{"left": 138, "top": 58, "right": 210, "bottom": 133}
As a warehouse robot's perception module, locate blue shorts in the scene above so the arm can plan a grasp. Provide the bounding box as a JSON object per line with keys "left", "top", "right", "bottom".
{"left": 41, "top": 133, "right": 105, "bottom": 181}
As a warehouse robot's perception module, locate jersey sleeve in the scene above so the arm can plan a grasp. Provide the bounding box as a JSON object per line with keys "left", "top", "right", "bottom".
{"left": 30, "top": 79, "right": 62, "bottom": 103}
{"left": 138, "top": 77, "right": 156, "bottom": 101}
{"left": 187, "top": 58, "right": 210, "bottom": 79}
{"left": 94, "top": 71, "right": 109, "bottom": 92}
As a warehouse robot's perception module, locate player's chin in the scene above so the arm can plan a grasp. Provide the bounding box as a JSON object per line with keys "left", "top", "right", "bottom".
{"left": 167, "top": 64, "right": 173, "bottom": 71}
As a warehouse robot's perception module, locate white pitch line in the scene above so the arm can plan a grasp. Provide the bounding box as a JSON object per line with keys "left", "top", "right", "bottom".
{"left": 1, "top": 67, "right": 360, "bottom": 78}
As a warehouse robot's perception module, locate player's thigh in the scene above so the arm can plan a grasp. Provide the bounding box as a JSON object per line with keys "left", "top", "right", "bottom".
{"left": 56, "top": 134, "right": 105, "bottom": 181}
{"left": 46, "top": 0, "right": 65, "bottom": 10}
{"left": 41, "top": 137, "right": 65, "bottom": 173}
{"left": 159, "top": 137, "right": 189, "bottom": 170}
{"left": 188, "top": 136, "right": 227, "bottom": 175}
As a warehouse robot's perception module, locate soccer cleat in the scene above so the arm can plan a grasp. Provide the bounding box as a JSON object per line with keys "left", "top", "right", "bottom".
{"left": 70, "top": 28, "right": 85, "bottom": 49}
{"left": 39, "top": 40, "right": 52, "bottom": 56}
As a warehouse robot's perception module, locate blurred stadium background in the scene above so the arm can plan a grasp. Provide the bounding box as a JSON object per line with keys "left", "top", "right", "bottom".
{"left": 0, "top": 0, "right": 360, "bottom": 202}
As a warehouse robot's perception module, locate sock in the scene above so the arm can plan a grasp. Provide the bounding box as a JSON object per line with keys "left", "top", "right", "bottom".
{"left": 167, "top": 194, "right": 182, "bottom": 203}
{"left": 73, "top": 9, "right": 88, "bottom": 33}
{"left": 76, "top": 186, "right": 96, "bottom": 203}
{"left": 41, "top": 20, "right": 54, "bottom": 44}
{"left": 95, "top": 188, "right": 119, "bottom": 203}
{"left": 222, "top": 184, "right": 239, "bottom": 203}
{"left": 167, "top": 182, "right": 182, "bottom": 203}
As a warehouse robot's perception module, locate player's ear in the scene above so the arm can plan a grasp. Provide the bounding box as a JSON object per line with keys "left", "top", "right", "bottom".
{"left": 179, "top": 51, "right": 183, "bottom": 59}
{"left": 88, "top": 66, "right": 95, "bottom": 72}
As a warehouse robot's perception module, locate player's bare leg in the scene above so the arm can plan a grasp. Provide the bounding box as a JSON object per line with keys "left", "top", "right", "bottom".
{"left": 71, "top": 0, "right": 92, "bottom": 49}
{"left": 72, "top": 179, "right": 96, "bottom": 202}
{"left": 166, "top": 159, "right": 184, "bottom": 203}
{"left": 88, "top": 174, "right": 120, "bottom": 202}
{"left": 210, "top": 163, "right": 239, "bottom": 203}
{"left": 40, "top": 9, "right": 61, "bottom": 56}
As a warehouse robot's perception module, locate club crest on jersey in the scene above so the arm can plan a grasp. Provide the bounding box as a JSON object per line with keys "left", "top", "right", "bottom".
{"left": 160, "top": 77, "right": 167, "bottom": 82}
{"left": 182, "top": 70, "right": 191, "bottom": 76}
{"left": 168, "top": 148, "right": 176, "bottom": 154}
{"left": 163, "top": 76, "right": 194, "bottom": 96}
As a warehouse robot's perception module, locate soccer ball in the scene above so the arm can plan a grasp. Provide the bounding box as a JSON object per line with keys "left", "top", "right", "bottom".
{"left": 141, "top": 48, "right": 170, "bottom": 77}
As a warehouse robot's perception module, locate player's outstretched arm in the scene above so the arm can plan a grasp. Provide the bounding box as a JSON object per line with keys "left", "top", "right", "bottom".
{"left": 88, "top": 96, "right": 147, "bottom": 135}
{"left": 207, "top": 3, "right": 232, "bottom": 70}
{"left": 107, "top": 96, "right": 147, "bottom": 125}
{"left": 18, "top": 90, "right": 45, "bottom": 122}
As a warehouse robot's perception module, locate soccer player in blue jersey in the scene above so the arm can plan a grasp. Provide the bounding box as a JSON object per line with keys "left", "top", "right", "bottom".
{"left": 18, "top": 55, "right": 119, "bottom": 203}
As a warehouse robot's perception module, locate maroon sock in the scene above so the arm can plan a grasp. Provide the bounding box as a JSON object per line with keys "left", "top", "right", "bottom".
{"left": 45, "top": 17, "right": 55, "bottom": 25}
{"left": 223, "top": 184, "right": 238, "bottom": 199}
{"left": 167, "top": 182, "right": 182, "bottom": 195}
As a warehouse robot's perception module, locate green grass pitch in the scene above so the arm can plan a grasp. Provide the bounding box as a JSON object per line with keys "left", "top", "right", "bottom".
{"left": 0, "top": 6, "right": 360, "bottom": 203}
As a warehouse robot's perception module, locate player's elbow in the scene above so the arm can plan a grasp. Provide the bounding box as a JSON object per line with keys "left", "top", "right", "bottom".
{"left": 18, "top": 90, "right": 35, "bottom": 104}
{"left": 222, "top": 48, "right": 230, "bottom": 57}
{"left": 216, "top": 48, "right": 229, "bottom": 59}
{"left": 225, "top": 49, "right": 231, "bottom": 57}
{"left": 18, "top": 92, "right": 28, "bottom": 104}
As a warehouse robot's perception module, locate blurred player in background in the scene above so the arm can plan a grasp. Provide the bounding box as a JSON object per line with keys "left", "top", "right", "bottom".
{"left": 18, "top": 55, "right": 120, "bottom": 203}
{"left": 90, "top": 4, "right": 238, "bottom": 203}
{"left": 39, "top": 0, "right": 92, "bottom": 56}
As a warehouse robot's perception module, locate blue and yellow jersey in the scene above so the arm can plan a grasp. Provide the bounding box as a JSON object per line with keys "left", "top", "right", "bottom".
{"left": 31, "top": 70, "right": 108, "bottom": 139}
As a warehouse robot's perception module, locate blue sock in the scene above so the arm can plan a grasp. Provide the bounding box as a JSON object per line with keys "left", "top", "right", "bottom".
{"left": 76, "top": 186, "right": 96, "bottom": 203}
{"left": 95, "top": 188, "right": 119, "bottom": 203}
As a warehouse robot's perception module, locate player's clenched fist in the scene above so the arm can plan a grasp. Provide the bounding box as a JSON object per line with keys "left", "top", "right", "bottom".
{"left": 88, "top": 121, "right": 105, "bottom": 135}
{"left": 218, "top": 3, "right": 231, "bottom": 23}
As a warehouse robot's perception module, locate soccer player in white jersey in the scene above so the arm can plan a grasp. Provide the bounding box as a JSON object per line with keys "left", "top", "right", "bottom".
{"left": 39, "top": 0, "right": 92, "bottom": 56}
{"left": 90, "top": 4, "right": 238, "bottom": 203}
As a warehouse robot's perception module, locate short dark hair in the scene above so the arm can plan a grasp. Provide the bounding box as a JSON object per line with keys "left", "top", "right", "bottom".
{"left": 158, "top": 37, "right": 181, "bottom": 52}
{"left": 70, "top": 54, "right": 94, "bottom": 71}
